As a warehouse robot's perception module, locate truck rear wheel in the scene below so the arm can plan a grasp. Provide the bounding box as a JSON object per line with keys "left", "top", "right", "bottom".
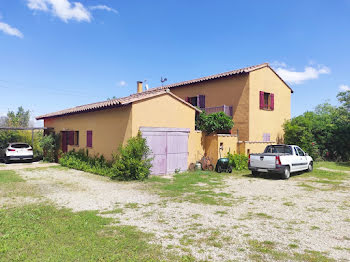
{"left": 281, "top": 166, "right": 290, "bottom": 179}
{"left": 307, "top": 162, "right": 313, "bottom": 172}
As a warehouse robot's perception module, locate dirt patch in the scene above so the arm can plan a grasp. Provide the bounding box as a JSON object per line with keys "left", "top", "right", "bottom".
{"left": 0, "top": 162, "right": 59, "bottom": 171}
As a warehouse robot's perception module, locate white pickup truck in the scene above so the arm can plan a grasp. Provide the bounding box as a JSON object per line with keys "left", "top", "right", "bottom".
{"left": 248, "top": 145, "right": 313, "bottom": 179}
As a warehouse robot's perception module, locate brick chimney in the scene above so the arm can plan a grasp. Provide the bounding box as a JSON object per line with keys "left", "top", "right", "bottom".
{"left": 137, "top": 81, "right": 143, "bottom": 93}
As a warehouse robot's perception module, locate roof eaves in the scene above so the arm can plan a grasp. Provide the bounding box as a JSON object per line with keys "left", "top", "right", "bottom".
{"left": 35, "top": 88, "right": 200, "bottom": 120}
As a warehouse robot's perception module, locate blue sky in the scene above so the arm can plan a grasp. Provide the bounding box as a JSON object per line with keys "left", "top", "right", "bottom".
{"left": 0, "top": 0, "right": 349, "bottom": 126}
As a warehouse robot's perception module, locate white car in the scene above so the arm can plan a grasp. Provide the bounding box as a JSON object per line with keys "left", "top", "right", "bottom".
{"left": 0, "top": 143, "right": 33, "bottom": 164}
{"left": 248, "top": 145, "right": 313, "bottom": 179}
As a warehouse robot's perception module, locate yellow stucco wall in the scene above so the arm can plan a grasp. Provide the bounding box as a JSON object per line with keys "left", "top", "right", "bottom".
{"left": 249, "top": 67, "right": 291, "bottom": 143}
{"left": 202, "top": 134, "right": 238, "bottom": 165}
{"left": 242, "top": 142, "right": 274, "bottom": 155}
{"left": 188, "top": 131, "right": 205, "bottom": 165}
{"left": 204, "top": 135, "right": 218, "bottom": 165}
{"left": 44, "top": 106, "right": 133, "bottom": 160}
{"left": 217, "top": 135, "right": 238, "bottom": 157}
{"left": 131, "top": 94, "right": 196, "bottom": 136}
{"left": 170, "top": 75, "right": 250, "bottom": 140}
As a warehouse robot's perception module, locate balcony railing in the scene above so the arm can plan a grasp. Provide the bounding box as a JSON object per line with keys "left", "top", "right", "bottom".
{"left": 203, "top": 105, "right": 233, "bottom": 117}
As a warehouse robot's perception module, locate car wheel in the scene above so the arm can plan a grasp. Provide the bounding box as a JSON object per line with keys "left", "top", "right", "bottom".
{"left": 217, "top": 166, "right": 222, "bottom": 173}
{"left": 4, "top": 157, "right": 9, "bottom": 164}
{"left": 281, "top": 166, "right": 290, "bottom": 179}
{"left": 228, "top": 167, "right": 232, "bottom": 173}
{"left": 307, "top": 162, "right": 313, "bottom": 172}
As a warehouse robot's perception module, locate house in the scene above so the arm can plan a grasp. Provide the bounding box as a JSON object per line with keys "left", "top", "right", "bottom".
{"left": 36, "top": 63, "right": 292, "bottom": 175}
{"left": 157, "top": 62, "right": 293, "bottom": 155}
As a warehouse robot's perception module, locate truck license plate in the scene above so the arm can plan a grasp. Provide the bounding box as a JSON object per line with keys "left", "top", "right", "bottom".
{"left": 258, "top": 169, "right": 268, "bottom": 173}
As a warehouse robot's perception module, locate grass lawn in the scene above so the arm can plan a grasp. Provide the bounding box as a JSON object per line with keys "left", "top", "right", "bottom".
{"left": 147, "top": 170, "right": 241, "bottom": 205}
{"left": 315, "top": 161, "right": 350, "bottom": 171}
{"left": 0, "top": 170, "right": 193, "bottom": 262}
{"left": 0, "top": 205, "right": 186, "bottom": 261}
{"left": 0, "top": 170, "right": 24, "bottom": 183}
{"left": 296, "top": 161, "right": 349, "bottom": 183}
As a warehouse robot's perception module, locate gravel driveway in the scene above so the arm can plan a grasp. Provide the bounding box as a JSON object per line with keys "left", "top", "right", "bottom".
{"left": 15, "top": 167, "right": 350, "bottom": 261}
{"left": 0, "top": 162, "right": 58, "bottom": 170}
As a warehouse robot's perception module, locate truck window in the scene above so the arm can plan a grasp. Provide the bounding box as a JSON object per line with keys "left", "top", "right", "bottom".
{"left": 264, "top": 145, "right": 293, "bottom": 154}
{"left": 297, "top": 147, "right": 305, "bottom": 156}
{"left": 294, "top": 147, "right": 299, "bottom": 156}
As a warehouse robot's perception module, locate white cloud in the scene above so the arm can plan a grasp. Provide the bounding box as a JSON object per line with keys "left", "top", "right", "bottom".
{"left": 27, "top": 0, "right": 91, "bottom": 23}
{"left": 270, "top": 61, "right": 287, "bottom": 68}
{"left": 273, "top": 63, "right": 330, "bottom": 84}
{"left": 90, "top": 5, "right": 118, "bottom": 15}
{"left": 339, "top": 84, "right": 350, "bottom": 92}
{"left": 118, "top": 80, "right": 127, "bottom": 87}
{"left": 27, "top": 0, "right": 49, "bottom": 11}
{"left": 0, "top": 22, "right": 23, "bottom": 38}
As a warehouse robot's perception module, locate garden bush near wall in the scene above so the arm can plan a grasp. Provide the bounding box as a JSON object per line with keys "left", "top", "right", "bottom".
{"left": 59, "top": 149, "right": 114, "bottom": 177}
{"left": 111, "top": 132, "right": 153, "bottom": 181}
{"left": 196, "top": 112, "right": 234, "bottom": 134}
{"left": 59, "top": 132, "right": 153, "bottom": 181}
{"left": 39, "top": 133, "right": 60, "bottom": 162}
{"left": 227, "top": 153, "right": 248, "bottom": 171}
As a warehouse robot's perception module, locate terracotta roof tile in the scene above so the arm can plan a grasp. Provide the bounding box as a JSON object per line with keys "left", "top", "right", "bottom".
{"left": 36, "top": 89, "right": 200, "bottom": 120}
{"left": 154, "top": 63, "right": 293, "bottom": 92}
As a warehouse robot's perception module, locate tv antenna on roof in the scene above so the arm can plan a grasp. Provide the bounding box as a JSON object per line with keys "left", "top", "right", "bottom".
{"left": 161, "top": 77, "right": 167, "bottom": 87}
{"left": 144, "top": 79, "right": 149, "bottom": 91}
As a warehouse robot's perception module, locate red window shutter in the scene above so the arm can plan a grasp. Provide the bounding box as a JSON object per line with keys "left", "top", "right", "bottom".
{"left": 87, "top": 131, "right": 92, "bottom": 148}
{"left": 259, "top": 91, "right": 264, "bottom": 109}
{"left": 198, "top": 95, "right": 206, "bottom": 108}
{"left": 68, "top": 131, "right": 74, "bottom": 145}
{"left": 270, "top": 93, "right": 274, "bottom": 110}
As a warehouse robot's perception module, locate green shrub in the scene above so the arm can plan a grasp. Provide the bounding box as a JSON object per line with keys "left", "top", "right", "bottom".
{"left": 39, "top": 134, "right": 60, "bottom": 162}
{"left": 111, "top": 132, "right": 153, "bottom": 181}
{"left": 59, "top": 149, "right": 113, "bottom": 177}
{"left": 196, "top": 112, "right": 234, "bottom": 134}
{"left": 59, "top": 132, "right": 153, "bottom": 181}
{"left": 227, "top": 153, "right": 248, "bottom": 170}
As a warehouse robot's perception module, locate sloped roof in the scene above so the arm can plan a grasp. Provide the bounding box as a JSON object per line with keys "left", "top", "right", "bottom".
{"left": 36, "top": 89, "right": 200, "bottom": 120}
{"left": 156, "top": 63, "right": 293, "bottom": 92}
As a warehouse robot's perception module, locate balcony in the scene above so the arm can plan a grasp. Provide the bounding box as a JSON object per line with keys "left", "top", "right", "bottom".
{"left": 203, "top": 105, "right": 233, "bottom": 117}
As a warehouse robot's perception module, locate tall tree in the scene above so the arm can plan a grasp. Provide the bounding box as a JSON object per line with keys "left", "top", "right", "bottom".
{"left": 284, "top": 91, "right": 350, "bottom": 161}
{"left": 337, "top": 90, "right": 350, "bottom": 112}
{"left": 6, "top": 106, "right": 31, "bottom": 127}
